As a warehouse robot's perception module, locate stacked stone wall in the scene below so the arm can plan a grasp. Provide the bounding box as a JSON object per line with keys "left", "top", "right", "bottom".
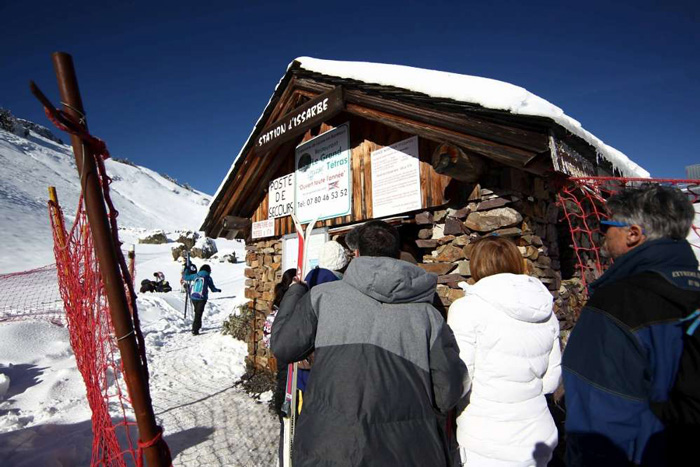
{"left": 243, "top": 239, "right": 283, "bottom": 370}
{"left": 241, "top": 168, "right": 582, "bottom": 370}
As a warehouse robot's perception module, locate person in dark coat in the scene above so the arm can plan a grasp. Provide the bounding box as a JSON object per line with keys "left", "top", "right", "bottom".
{"left": 272, "top": 220, "right": 469, "bottom": 467}
{"left": 182, "top": 264, "right": 221, "bottom": 335}
{"left": 262, "top": 268, "right": 298, "bottom": 467}
{"left": 562, "top": 185, "right": 700, "bottom": 466}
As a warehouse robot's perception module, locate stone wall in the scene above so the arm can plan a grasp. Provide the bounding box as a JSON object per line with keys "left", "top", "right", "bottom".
{"left": 242, "top": 168, "right": 581, "bottom": 370}
{"left": 244, "top": 239, "right": 283, "bottom": 370}
{"left": 418, "top": 169, "right": 564, "bottom": 317}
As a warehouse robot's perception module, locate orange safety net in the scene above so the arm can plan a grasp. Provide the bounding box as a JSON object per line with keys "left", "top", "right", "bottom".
{"left": 41, "top": 102, "right": 169, "bottom": 465}
{"left": 557, "top": 177, "right": 700, "bottom": 291}
{"left": 49, "top": 193, "right": 143, "bottom": 465}
{"left": 0, "top": 265, "right": 64, "bottom": 325}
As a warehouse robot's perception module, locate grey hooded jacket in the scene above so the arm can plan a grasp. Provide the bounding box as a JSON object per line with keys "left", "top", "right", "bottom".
{"left": 271, "top": 256, "right": 468, "bottom": 467}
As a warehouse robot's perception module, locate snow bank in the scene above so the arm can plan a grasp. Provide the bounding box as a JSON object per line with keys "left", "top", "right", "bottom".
{"left": 0, "top": 128, "right": 212, "bottom": 272}
{"left": 0, "top": 373, "right": 9, "bottom": 398}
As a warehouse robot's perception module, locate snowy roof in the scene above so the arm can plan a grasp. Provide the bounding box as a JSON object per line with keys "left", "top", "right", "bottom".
{"left": 208, "top": 57, "right": 648, "bottom": 224}
{"left": 294, "top": 57, "right": 648, "bottom": 178}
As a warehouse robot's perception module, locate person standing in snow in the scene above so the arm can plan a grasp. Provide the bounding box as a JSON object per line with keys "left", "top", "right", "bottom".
{"left": 182, "top": 264, "right": 221, "bottom": 335}
{"left": 447, "top": 236, "right": 561, "bottom": 466}
{"left": 562, "top": 185, "right": 700, "bottom": 466}
{"left": 271, "top": 220, "right": 468, "bottom": 467}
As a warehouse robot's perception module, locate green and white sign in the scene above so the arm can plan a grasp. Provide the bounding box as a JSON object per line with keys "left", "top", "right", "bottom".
{"left": 294, "top": 123, "right": 352, "bottom": 223}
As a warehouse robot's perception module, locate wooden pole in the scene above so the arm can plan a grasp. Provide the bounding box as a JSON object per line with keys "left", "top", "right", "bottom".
{"left": 48, "top": 186, "right": 67, "bottom": 248}
{"left": 50, "top": 52, "right": 170, "bottom": 467}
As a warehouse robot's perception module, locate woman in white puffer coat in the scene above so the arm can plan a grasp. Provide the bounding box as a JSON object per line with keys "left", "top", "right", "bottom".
{"left": 447, "top": 237, "right": 561, "bottom": 467}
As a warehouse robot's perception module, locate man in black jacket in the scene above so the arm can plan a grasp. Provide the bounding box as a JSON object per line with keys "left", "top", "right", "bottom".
{"left": 272, "top": 220, "right": 468, "bottom": 467}
{"left": 562, "top": 185, "right": 700, "bottom": 466}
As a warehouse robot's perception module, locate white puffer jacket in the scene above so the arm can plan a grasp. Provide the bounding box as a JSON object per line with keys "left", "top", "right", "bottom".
{"left": 447, "top": 273, "right": 561, "bottom": 466}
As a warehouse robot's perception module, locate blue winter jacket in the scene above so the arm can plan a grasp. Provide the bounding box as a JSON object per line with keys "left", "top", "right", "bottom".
{"left": 182, "top": 269, "right": 220, "bottom": 301}
{"left": 562, "top": 239, "right": 700, "bottom": 466}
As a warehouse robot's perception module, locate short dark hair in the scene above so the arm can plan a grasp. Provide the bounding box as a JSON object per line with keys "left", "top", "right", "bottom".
{"left": 200, "top": 264, "right": 211, "bottom": 273}
{"left": 358, "top": 220, "right": 400, "bottom": 258}
{"left": 607, "top": 184, "right": 695, "bottom": 241}
{"left": 345, "top": 225, "right": 361, "bottom": 251}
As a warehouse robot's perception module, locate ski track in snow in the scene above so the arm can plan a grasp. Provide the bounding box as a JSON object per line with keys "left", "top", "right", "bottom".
{"left": 141, "top": 295, "right": 278, "bottom": 467}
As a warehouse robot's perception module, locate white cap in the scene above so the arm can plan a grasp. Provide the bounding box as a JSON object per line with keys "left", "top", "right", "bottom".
{"left": 319, "top": 241, "right": 349, "bottom": 271}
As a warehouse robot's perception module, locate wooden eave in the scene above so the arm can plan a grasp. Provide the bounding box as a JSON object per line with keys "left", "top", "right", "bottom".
{"left": 202, "top": 62, "right": 610, "bottom": 236}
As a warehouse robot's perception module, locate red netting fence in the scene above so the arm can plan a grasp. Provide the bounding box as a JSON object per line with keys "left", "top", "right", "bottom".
{"left": 0, "top": 264, "right": 64, "bottom": 325}
{"left": 36, "top": 93, "right": 166, "bottom": 465}
{"left": 557, "top": 177, "right": 700, "bottom": 291}
{"left": 49, "top": 193, "right": 146, "bottom": 466}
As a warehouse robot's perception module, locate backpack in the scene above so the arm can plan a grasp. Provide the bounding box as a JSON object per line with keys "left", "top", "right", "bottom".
{"left": 190, "top": 276, "right": 206, "bottom": 300}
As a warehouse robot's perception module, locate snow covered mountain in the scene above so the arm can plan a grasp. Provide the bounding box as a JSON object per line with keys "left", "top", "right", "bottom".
{"left": 0, "top": 118, "right": 211, "bottom": 273}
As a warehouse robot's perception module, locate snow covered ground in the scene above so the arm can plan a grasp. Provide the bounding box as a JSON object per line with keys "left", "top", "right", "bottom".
{"left": 0, "top": 232, "right": 278, "bottom": 466}
{"left": 0, "top": 124, "right": 278, "bottom": 465}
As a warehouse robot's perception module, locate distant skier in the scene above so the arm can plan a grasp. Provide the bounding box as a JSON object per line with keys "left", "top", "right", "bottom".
{"left": 139, "top": 272, "right": 172, "bottom": 293}
{"left": 182, "top": 264, "right": 221, "bottom": 335}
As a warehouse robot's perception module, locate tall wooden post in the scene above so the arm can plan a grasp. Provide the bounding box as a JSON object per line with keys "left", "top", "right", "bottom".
{"left": 51, "top": 52, "right": 170, "bottom": 467}
{"left": 48, "top": 186, "right": 67, "bottom": 248}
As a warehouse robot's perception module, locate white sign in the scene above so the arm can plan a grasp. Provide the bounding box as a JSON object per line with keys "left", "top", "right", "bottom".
{"left": 281, "top": 229, "right": 329, "bottom": 273}
{"left": 295, "top": 124, "right": 352, "bottom": 223}
{"left": 371, "top": 136, "right": 422, "bottom": 217}
{"left": 268, "top": 173, "right": 295, "bottom": 219}
{"left": 251, "top": 219, "right": 275, "bottom": 239}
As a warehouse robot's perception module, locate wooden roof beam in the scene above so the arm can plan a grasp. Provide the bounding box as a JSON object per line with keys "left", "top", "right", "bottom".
{"left": 344, "top": 102, "right": 537, "bottom": 168}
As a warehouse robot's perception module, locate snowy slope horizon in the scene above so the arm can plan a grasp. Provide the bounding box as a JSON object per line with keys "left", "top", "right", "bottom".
{"left": 0, "top": 116, "right": 212, "bottom": 273}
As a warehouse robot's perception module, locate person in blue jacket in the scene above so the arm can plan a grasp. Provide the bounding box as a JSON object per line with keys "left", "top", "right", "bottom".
{"left": 562, "top": 185, "right": 700, "bottom": 466}
{"left": 182, "top": 263, "right": 221, "bottom": 335}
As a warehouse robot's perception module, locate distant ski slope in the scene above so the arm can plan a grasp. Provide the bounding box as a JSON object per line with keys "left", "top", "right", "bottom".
{"left": 0, "top": 126, "right": 211, "bottom": 273}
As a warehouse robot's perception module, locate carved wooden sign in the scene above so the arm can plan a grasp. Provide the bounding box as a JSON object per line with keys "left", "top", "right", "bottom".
{"left": 549, "top": 135, "right": 596, "bottom": 177}
{"left": 255, "top": 87, "right": 344, "bottom": 154}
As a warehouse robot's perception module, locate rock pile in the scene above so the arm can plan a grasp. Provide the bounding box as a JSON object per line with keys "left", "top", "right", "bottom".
{"left": 417, "top": 181, "right": 562, "bottom": 317}
{"left": 138, "top": 230, "right": 168, "bottom": 244}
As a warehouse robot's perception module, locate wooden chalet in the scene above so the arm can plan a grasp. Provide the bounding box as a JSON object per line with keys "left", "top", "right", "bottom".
{"left": 202, "top": 57, "right": 646, "bottom": 369}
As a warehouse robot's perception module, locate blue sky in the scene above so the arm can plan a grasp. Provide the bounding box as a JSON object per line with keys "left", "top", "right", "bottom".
{"left": 2, "top": 0, "right": 698, "bottom": 195}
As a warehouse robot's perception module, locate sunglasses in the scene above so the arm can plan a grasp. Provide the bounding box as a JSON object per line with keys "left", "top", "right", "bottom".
{"left": 599, "top": 220, "right": 644, "bottom": 234}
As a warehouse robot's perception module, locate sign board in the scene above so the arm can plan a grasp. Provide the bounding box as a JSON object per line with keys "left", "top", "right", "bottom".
{"left": 281, "top": 229, "right": 329, "bottom": 273}
{"left": 268, "top": 173, "right": 295, "bottom": 219}
{"left": 255, "top": 87, "right": 345, "bottom": 154}
{"left": 549, "top": 135, "right": 596, "bottom": 177}
{"left": 294, "top": 123, "right": 352, "bottom": 223}
{"left": 371, "top": 136, "right": 422, "bottom": 217}
{"left": 251, "top": 219, "right": 275, "bottom": 239}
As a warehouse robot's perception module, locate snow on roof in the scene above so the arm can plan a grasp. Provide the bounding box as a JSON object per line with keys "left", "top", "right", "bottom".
{"left": 209, "top": 57, "right": 648, "bottom": 218}
{"left": 296, "top": 57, "right": 649, "bottom": 178}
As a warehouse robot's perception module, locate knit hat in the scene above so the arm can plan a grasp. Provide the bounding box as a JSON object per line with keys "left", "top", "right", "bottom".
{"left": 319, "top": 241, "right": 349, "bottom": 271}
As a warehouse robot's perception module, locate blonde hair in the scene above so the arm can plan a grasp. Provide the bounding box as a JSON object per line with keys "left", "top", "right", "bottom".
{"left": 470, "top": 236, "right": 525, "bottom": 282}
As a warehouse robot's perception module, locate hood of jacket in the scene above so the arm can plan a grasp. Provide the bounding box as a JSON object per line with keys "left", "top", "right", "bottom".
{"left": 197, "top": 270, "right": 210, "bottom": 278}
{"left": 468, "top": 273, "right": 553, "bottom": 323}
{"left": 343, "top": 256, "right": 437, "bottom": 304}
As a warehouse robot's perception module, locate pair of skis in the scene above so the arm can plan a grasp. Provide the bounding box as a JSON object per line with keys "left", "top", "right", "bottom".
{"left": 281, "top": 213, "right": 318, "bottom": 467}
{"left": 183, "top": 252, "right": 193, "bottom": 320}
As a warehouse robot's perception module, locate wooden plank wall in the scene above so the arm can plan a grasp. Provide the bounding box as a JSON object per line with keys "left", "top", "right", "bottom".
{"left": 251, "top": 114, "right": 452, "bottom": 236}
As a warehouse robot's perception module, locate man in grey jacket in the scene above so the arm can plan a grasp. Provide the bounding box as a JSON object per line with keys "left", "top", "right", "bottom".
{"left": 272, "top": 220, "right": 468, "bottom": 466}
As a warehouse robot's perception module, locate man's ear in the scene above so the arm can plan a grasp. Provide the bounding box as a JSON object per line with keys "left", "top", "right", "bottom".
{"left": 626, "top": 224, "right": 646, "bottom": 247}
{"left": 354, "top": 249, "right": 360, "bottom": 258}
